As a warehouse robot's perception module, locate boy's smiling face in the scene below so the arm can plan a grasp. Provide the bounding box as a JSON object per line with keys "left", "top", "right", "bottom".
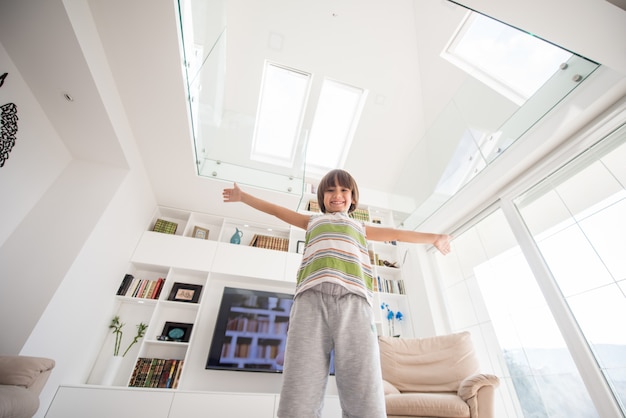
{"left": 323, "top": 180, "right": 353, "bottom": 213}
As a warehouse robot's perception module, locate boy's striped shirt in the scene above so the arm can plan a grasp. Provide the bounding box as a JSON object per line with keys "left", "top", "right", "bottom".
{"left": 296, "top": 212, "right": 374, "bottom": 305}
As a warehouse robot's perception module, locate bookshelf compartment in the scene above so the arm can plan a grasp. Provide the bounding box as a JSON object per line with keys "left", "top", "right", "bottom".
{"left": 150, "top": 207, "right": 191, "bottom": 237}
{"left": 183, "top": 213, "right": 224, "bottom": 240}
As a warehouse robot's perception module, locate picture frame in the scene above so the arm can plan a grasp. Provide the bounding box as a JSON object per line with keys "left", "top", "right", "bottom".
{"left": 167, "top": 282, "right": 203, "bottom": 303}
{"left": 159, "top": 321, "right": 193, "bottom": 343}
{"left": 192, "top": 226, "right": 209, "bottom": 240}
{"left": 296, "top": 240, "right": 305, "bottom": 254}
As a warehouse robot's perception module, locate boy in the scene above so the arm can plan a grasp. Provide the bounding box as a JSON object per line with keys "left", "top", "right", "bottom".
{"left": 223, "top": 169, "right": 451, "bottom": 418}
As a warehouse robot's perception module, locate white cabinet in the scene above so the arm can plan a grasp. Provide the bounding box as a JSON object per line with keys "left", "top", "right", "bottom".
{"left": 211, "top": 244, "right": 288, "bottom": 280}
{"left": 132, "top": 231, "right": 218, "bottom": 271}
{"left": 46, "top": 386, "right": 342, "bottom": 418}
{"left": 45, "top": 386, "right": 174, "bottom": 418}
{"left": 169, "top": 392, "right": 276, "bottom": 418}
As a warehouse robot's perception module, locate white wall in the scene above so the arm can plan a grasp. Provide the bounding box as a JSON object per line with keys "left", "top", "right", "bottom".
{"left": 20, "top": 165, "right": 157, "bottom": 418}
{"left": 0, "top": 5, "right": 160, "bottom": 418}
{"left": 0, "top": 43, "right": 72, "bottom": 246}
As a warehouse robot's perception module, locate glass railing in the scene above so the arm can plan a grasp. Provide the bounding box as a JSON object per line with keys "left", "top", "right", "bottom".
{"left": 176, "top": 0, "right": 600, "bottom": 224}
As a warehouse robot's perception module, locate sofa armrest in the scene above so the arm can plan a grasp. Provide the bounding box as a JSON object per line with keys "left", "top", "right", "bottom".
{"left": 382, "top": 379, "right": 401, "bottom": 395}
{"left": 0, "top": 356, "right": 55, "bottom": 393}
{"left": 457, "top": 373, "right": 499, "bottom": 401}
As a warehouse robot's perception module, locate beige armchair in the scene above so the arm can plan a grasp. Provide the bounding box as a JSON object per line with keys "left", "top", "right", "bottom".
{"left": 379, "top": 331, "right": 499, "bottom": 418}
{"left": 0, "top": 356, "right": 55, "bottom": 418}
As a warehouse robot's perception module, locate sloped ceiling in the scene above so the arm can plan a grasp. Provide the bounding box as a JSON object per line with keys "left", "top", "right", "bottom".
{"left": 2, "top": 0, "right": 625, "bottom": 227}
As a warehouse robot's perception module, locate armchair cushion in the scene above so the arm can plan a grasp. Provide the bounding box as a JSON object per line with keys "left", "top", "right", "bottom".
{"left": 386, "top": 392, "right": 470, "bottom": 418}
{"left": 379, "top": 331, "right": 479, "bottom": 393}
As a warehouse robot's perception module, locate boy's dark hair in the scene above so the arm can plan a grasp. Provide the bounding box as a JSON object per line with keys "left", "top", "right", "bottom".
{"left": 317, "top": 169, "right": 359, "bottom": 213}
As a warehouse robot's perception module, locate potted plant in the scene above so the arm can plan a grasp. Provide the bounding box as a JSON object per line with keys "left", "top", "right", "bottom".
{"left": 101, "top": 316, "right": 148, "bottom": 385}
{"left": 109, "top": 315, "right": 148, "bottom": 357}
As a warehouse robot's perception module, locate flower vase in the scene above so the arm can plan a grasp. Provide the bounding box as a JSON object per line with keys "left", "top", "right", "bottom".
{"left": 101, "top": 355, "right": 124, "bottom": 385}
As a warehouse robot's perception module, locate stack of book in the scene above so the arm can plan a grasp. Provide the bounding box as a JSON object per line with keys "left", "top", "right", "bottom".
{"left": 152, "top": 219, "right": 178, "bottom": 234}
{"left": 349, "top": 208, "right": 370, "bottom": 222}
{"left": 374, "top": 276, "right": 406, "bottom": 294}
{"left": 307, "top": 199, "right": 369, "bottom": 222}
{"left": 128, "top": 358, "right": 183, "bottom": 389}
{"left": 308, "top": 200, "right": 320, "bottom": 213}
{"left": 116, "top": 274, "right": 165, "bottom": 300}
{"left": 249, "top": 234, "right": 289, "bottom": 252}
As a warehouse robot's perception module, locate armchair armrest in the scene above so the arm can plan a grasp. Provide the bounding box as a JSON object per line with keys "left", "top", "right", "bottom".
{"left": 0, "top": 356, "right": 55, "bottom": 393}
{"left": 458, "top": 374, "right": 500, "bottom": 418}
{"left": 457, "top": 373, "right": 499, "bottom": 401}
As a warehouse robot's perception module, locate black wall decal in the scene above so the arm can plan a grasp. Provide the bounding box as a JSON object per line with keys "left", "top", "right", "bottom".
{"left": 1, "top": 102, "right": 18, "bottom": 167}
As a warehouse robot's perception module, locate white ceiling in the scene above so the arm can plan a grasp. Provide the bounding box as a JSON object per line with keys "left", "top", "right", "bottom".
{"left": 1, "top": 0, "right": 625, "bottom": 228}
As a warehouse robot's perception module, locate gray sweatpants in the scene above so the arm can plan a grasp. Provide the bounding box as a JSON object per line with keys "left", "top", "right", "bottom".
{"left": 277, "top": 283, "right": 386, "bottom": 418}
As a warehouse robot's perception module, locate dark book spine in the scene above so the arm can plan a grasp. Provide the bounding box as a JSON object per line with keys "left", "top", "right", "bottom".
{"left": 116, "top": 274, "right": 134, "bottom": 295}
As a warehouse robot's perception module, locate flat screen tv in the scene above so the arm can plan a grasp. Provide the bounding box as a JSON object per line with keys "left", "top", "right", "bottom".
{"left": 206, "top": 287, "right": 294, "bottom": 373}
{"left": 206, "top": 287, "right": 335, "bottom": 374}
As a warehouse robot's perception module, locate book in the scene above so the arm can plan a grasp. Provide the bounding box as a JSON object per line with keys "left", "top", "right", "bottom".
{"left": 153, "top": 218, "right": 178, "bottom": 234}
{"left": 128, "top": 357, "right": 183, "bottom": 389}
{"left": 151, "top": 278, "right": 165, "bottom": 299}
{"left": 157, "top": 359, "right": 174, "bottom": 388}
{"left": 250, "top": 234, "right": 289, "bottom": 252}
{"left": 125, "top": 278, "right": 140, "bottom": 297}
{"left": 116, "top": 274, "right": 134, "bottom": 295}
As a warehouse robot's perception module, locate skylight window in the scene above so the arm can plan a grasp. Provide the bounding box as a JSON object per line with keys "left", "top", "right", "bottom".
{"left": 442, "top": 12, "right": 572, "bottom": 105}
{"left": 250, "top": 62, "right": 366, "bottom": 176}
{"left": 305, "top": 79, "right": 367, "bottom": 174}
{"left": 250, "top": 62, "right": 311, "bottom": 167}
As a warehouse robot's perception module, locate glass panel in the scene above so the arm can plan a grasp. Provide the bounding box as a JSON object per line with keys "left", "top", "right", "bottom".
{"left": 444, "top": 13, "right": 573, "bottom": 104}
{"left": 436, "top": 209, "right": 597, "bottom": 416}
{"left": 515, "top": 124, "right": 626, "bottom": 414}
{"left": 177, "top": 0, "right": 305, "bottom": 197}
{"left": 176, "top": 1, "right": 600, "bottom": 218}
{"left": 398, "top": 53, "right": 599, "bottom": 229}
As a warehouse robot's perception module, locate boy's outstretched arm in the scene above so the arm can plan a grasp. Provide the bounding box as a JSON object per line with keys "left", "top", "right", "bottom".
{"left": 223, "top": 183, "right": 310, "bottom": 230}
{"left": 365, "top": 226, "right": 452, "bottom": 255}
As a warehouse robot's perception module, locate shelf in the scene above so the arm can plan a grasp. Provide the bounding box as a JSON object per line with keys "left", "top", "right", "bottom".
{"left": 92, "top": 204, "right": 413, "bottom": 392}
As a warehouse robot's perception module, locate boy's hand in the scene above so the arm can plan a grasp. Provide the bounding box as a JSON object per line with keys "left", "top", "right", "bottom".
{"left": 433, "top": 234, "right": 452, "bottom": 255}
{"left": 223, "top": 183, "right": 243, "bottom": 203}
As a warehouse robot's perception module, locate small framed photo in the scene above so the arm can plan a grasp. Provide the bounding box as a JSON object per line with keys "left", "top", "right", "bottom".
{"left": 296, "top": 240, "right": 306, "bottom": 254}
{"left": 167, "top": 282, "right": 203, "bottom": 303}
{"left": 192, "top": 226, "right": 209, "bottom": 240}
{"left": 159, "top": 321, "right": 193, "bottom": 343}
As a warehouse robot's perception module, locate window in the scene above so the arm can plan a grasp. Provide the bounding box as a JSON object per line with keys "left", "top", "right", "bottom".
{"left": 514, "top": 127, "right": 626, "bottom": 414}
{"left": 436, "top": 208, "right": 597, "bottom": 416}
{"left": 431, "top": 124, "right": 626, "bottom": 416}
{"left": 305, "top": 79, "right": 367, "bottom": 175}
{"left": 250, "top": 62, "right": 366, "bottom": 175}
{"left": 250, "top": 62, "right": 311, "bottom": 167}
{"left": 442, "top": 12, "right": 572, "bottom": 105}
